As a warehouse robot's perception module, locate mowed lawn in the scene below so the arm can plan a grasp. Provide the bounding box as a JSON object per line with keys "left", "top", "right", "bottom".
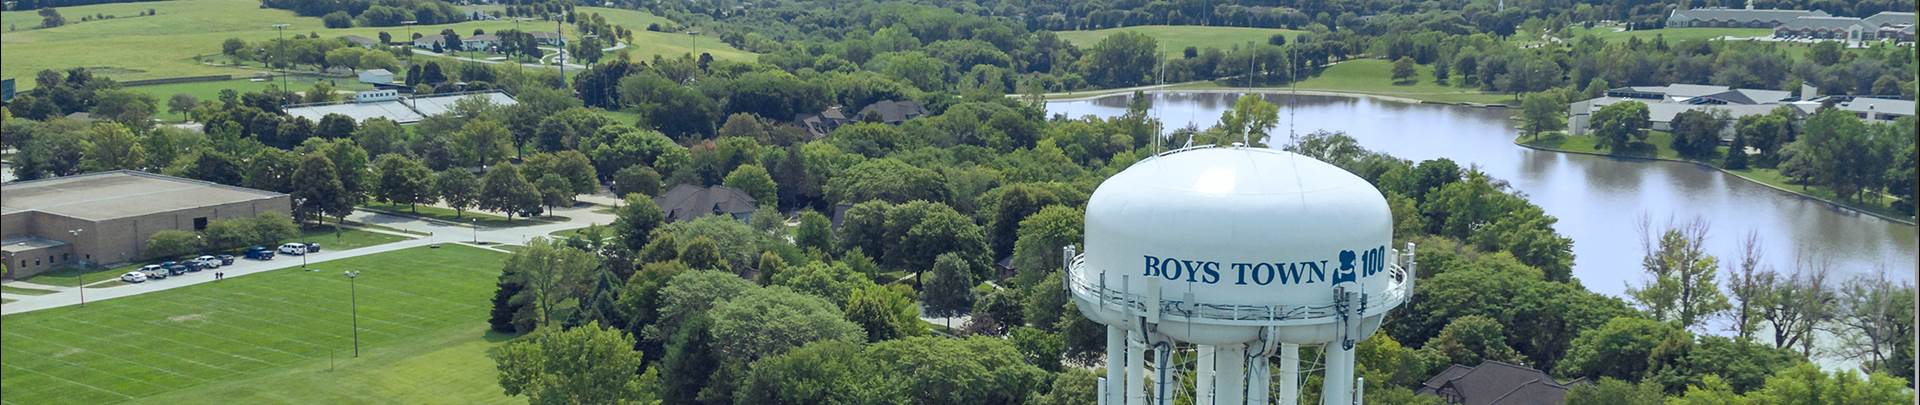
{"left": 0, "top": 0, "right": 751, "bottom": 89}
{"left": 1178, "top": 59, "right": 1514, "bottom": 105}
{"left": 1054, "top": 25, "right": 1303, "bottom": 58}
{"left": 0, "top": 245, "right": 515, "bottom": 404}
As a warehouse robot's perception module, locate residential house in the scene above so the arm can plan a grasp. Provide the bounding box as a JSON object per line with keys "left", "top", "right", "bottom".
{"left": 653, "top": 184, "right": 757, "bottom": 223}
{"left": 855, "top": 100, "right": 928, "bottom": 125}
{"left": 1417, "top": 361, "right": 1583, "bottom": 405}
{"left": 794, "top": 106, "right": 851, "bottom": 139}
{"left": 529, "top": 31, "right": 564, "bottom": 46}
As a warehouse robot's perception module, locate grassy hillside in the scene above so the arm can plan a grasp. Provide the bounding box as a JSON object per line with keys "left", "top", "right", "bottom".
{"left": 0, "top": 0, "right": 752, "bottom": 89}
{"left": 1054, "top": 25, "right": 1303, "bottom": 58}
{"left": 0, "top": 245, "right": 516, "bottom": 404}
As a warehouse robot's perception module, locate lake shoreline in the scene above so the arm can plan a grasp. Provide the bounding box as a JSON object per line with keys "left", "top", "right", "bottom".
{"left": 1042, "top": 86, "right": 1507, "bottom": 106}
{"left": 1514, "top": 137, "right": 1918, "bottom": 227}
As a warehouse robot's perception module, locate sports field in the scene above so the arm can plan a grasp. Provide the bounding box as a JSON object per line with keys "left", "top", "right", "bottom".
{"left": 1055, "top": 25, "right": 1303, "bottom": 58}
{"left": 0, "top": 0, "right": 752, "bottom": 90}
{"left": 0, "top": 245, "right": 512, "bottom": 404}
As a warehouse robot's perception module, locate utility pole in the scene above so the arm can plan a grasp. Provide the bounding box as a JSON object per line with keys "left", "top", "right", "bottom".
{"left": 344, "top": 270, "right": 361, "bottom": 357}
{"left": 272, "top": 24, "right": 290, "bottom": 94}
{"left": 68, "top": 228, "right": 83, "bottom": 306}
{"left": 555, "top": 15, "right": 565, "bottom": 82}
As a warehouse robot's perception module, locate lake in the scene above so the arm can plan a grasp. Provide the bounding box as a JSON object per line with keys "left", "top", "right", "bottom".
{"left": 1047, "top": 91, "right": 1917, "bottom": 298}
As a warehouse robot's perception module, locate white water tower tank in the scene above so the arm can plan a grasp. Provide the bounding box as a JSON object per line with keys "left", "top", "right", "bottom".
{"left": 1068, "top": 145, "right": 1413, "bottom": 405}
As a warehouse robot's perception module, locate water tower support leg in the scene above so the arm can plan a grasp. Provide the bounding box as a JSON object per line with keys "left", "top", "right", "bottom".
{"left": 1322, "top": 344, "right": 1355, "bottom": 405}
{"left": 1127, "top": 331, "right": 1147, "bottom": 405}
{"left": 1216, "top": 343, "right": 1247, "bottom": 405}
{"left": 1196, "top": 345, "right": 1216, "bottom": 405}
{"left": 1107, "top": 325, "right": 1127, "bottom": 405}
{"left": 1277, "top": 343, "right": 1300, "bottom": 405}
{"left": 1248, "top": 352, "right": 1270, "bottom": 405}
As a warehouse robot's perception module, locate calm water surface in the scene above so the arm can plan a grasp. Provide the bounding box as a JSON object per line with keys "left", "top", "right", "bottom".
{"left": 1048, "top": 92, "right": 1917, "bottom": 297}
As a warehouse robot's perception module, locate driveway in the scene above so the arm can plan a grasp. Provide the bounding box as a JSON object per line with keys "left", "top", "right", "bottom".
{"left": 0, "top": 202, "right": 615, "bottom": 315}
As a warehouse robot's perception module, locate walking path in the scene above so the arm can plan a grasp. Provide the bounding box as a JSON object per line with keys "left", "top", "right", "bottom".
{"left": 1, "top": 203, "right": 615, "bottom": 315}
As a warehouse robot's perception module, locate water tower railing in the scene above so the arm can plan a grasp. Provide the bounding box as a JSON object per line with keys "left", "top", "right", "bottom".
{"left": 1067, "top": 252, "right": 1411, "bottom": 326}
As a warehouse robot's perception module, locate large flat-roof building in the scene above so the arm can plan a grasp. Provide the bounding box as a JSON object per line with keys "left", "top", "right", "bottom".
{"left": 1774, "top": 11, "right": 1916, "bottom": 42}
{"left": 1569, "top": 84, "right": 1913, "bottom": 141}
{"left": 1, "top": 171, "right": 291, "bottom": 278}
{"left": 283, "top": 91, "right": 518, "bottom": 124}
{"left": 1667, "top": 8, "right": 1827, "bottom": 28}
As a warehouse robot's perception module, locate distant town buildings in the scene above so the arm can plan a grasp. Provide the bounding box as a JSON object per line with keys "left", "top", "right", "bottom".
{"left": 1568, "top": 84, "right": 1914, "bottom": 140}
{"left": 1666, "top": 8, "right": 1827, "bottom": 28}
{"left": 1663, "top": 7, "right": 1914, "bottom": 43}
{"left": 283, "top": 90, "right": 519, "bottom": 124}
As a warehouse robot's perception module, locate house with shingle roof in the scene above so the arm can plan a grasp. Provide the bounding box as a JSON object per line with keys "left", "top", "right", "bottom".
{"left": 653, "top": 184, "right": 757, "bottom": 223}
{"left": 1417, "top": 361, "right": 1583, "bottom": 405}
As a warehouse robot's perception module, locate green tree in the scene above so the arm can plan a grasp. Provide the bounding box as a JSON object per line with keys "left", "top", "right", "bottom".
{"left": 144, "top": 230, "right": 202, "bottom": 259}
{"left": 1746, "top": 364, "right": 1911, "bottom": 404}
{"left": 492, "top": 321, "right": 650, "bottom": 404}
{"left": 1009, "top": 205, "right": 1082, "bottom": 287}
{"left": 291, "top": 154, "right": 350, "bottom": 224}
{"left": 166, "top": 94, "right": 199, "bottom": 120}
{"left": 204, "top": 217, "right": 261, "bottom": 251}
{"left": 793, "top": 210, "right": 835, "bottom": 255}
{"left": 435, "top": 169, "right": 481, "bottom": 219}
{"left": 1519, "top": 92, "right": 1566, "bottom": 141}
{"left": 459, "top": 120, "right": 515, "bottom": 167}
{"left": 709, "top": 286, "right": 863, "bottom": 362}
{"left": 736, "top": 340, "right": 875, "bottom": 404}
{"left": 722, "top": 164, "right": 778, "bottom": 206}
{"left": 611, "top": 165, "right": 661, "bottom": 197}
{"left": 1078, "top": 31, "right": 1157, "bottom": 87}
{"left": 1392, "top": 56, "right": 1418, "bottom": 84}
{"left": 863, "top": 336, "right": 1049, "bottom": 404}
{"left": 680, "top": 236, "right": 728, "bottom": 272}
{"left": 505, "top": 238, "right": 601, "bottom": 326}
{"left": 1218, "top": 94, "right": 1280, "bottom": 146}
{"left": 1669, "top": 109, "right": 1728, "bottom": 160}
{"left": 1566, "top": 378, "right": 1665, "bottom": 405}
{"left": 923, "top": 253, "right": 976, "bottom": 330}
{"left": 81, "top": 123, "right": 145, "bottom": 172}
{"left": 611, "top": 194, "right": 665, "bottom": 252}
{"left": 844, "top": 284, "right": 922, "bottom": 342}
{"left": 92, "top": 89, "right": 158, "bottom": 132}
{"left": 1626, "top": 219, "right": 1729, "bottom": 331}
{"left": 1556, "top": 316, "right": 1691, "bottom": 382}
{"left": 372, "top": 154, "right": 434, "bottom": 211}
{"left": 479, "top": 164, "right": 542, "bottom": 221}
{"left": 825, "top": 158, "right": 949, "bottom": 205}
{"left": 317, "top": 139, "right": 372, "bottom": 208}
{"left": 1591, "top": 101, "right": 1650, "bottom": 152}
{"left": 1422, "top": 315, "right": 1524, "bottom": 367}
{"left": 351, "top": 118, "right": 409, "bottom": 158}
{"left": 755, "top": 251, "right": 786, "bottom": 286}
{"left": 536, "top": 173, "right": 574, "bottom": 213}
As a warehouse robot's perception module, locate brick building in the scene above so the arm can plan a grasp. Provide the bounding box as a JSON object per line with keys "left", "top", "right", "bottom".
{"left": 1, "top": 171, "right": 290, "bottom": 279}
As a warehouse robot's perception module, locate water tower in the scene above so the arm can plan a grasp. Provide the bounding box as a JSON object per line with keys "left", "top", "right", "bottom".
{"left": 1067, "top": 145, "right": 1415, "bottom": 405}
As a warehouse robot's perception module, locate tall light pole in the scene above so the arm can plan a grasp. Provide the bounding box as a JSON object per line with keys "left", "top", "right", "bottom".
{"left": 67, "top": 228, "right": 83, "bottom": 306}
{"left": 344, "top": 270, "right": 361, "bottom": 358}
{"left": 554, "top": 14, "right": 565, "bottom": 81}
{"left": 403, "top": 20, "right": 417, "bottom": 49}
{"left": 272, "top": 24, "right": 290, "bottom": 92}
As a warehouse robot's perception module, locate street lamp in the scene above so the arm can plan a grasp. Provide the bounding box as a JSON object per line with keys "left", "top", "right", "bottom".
{"left": 470, "top": 218, "right": 479, "bottom": 243}
{"left": 67, "top": 228, "right": 83, "bottom": 307}
{"left": 272, "top": 24, "right": 290, "bottom": 92}
{"left": 344, "top": 270, "right": 361, "bottom": 358}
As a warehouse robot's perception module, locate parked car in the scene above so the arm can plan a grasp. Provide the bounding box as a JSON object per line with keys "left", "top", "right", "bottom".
{"left": 120, "top": 272, "right": 148, "bottom": 283}
{"left": 195, "top": 255, "right": 222, "bottom": 269}
{"left": 166, "top": 264, "right": 189, "bottom": 276}
{"left": 245, "top": 246, "right": 275, "bottom": 260}
{"left": 279, "top": 243, "right": 308, "bottom": 256}
{"left": 216, "top": 254, "right": 236, "bottom": 265}
{"left": 140, "top": 265, "right": 169, "bottom": 280}
{"left": 181, "top": 261, "right": 205, "bottom": 272}
{"left": 304, "top": 242, "right": 322, "bottom": 253}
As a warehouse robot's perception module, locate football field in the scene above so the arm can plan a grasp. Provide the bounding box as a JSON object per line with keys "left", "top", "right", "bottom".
{"left": 0, "top": 245, "right": 513, "bottom": 404}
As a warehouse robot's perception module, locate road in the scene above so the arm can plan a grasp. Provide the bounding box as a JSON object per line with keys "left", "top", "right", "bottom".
{"left": 0, "top": 202, "right": 615, "bottom": 315}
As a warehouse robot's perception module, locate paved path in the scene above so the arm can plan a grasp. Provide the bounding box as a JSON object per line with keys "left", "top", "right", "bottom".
{"left": 0, "top": 203, "right": 615, "bottom": 315}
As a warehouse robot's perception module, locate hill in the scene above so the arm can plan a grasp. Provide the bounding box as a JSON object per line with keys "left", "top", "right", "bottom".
{"left": 1053, "top": 25, "right": 1303, "bottom": 58}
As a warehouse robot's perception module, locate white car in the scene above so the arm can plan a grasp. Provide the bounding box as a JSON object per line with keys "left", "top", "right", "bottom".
{"left": 120, "top": 271, "right": 148, "bottom": 283}
{"left": 195, "top": 255, "right": 222, "bottom": 269}
{"left": 279, "top": 243, "right": 308, "bottom": 256}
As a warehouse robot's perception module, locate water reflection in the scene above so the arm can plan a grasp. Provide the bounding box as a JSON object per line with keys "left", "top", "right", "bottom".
{"left": 1049, "top": 92, "right": 1917, "bottom": 296}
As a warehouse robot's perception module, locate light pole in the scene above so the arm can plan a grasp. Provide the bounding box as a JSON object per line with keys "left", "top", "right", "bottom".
{"left": 688, "top": 30, "right": 699, "bottom": 58}
{"left": 344, "top": 270, "right": 361, "bottom": 358}
{"left": 554, "top": 14, "right": 566, "bottom": 81}
{"left": 470, "top": 218, "right": 479, "bottom": 243}
{"left": 67, "top": 228, "right": 83, "bottom": 306}
{"left": 272, "top": 24, "right": 289, "bottom": 92}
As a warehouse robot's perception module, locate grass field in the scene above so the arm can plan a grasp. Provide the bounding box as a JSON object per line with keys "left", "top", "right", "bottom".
{"left": 1054, "top": 25, "right": 1303, "bottom": 58}
{"left": 1520, "top": 130, "right": 1689, "bottom": 160}
{"left": 1, "top": 285, "right": 57, "bottom": 295}
{"left": 0, "top": 245, "right": 515, "bottom": 404}
{"left": 19, "top": 225, "right": 408, "bottom": 286}
{"left": 1180, "top": 59, "right": 1514, "bottom": 105}
{"left": 361, "top": 202, "right": 533, "bottom": 228}
{"left": 0, "top": 0, "right": 752, "bottom": 89}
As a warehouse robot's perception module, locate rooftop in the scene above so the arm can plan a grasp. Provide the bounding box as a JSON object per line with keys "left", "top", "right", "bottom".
{"left": 1670, "top": 8, "right": 1827, "bottom": 22}
{"left": 1417, "top": 361, "right": 1580, "bottom": 405}
{"left": 283, "top": 91, "right": 517, "bottom": 124}
{"left": 1, "top": 171, "right": 285, "bottom": 221}
{"left": 1, "top": 237, "right": 67, "bottom": 254}
{"left": 654, "top": 184, "right": 756, "bottom": 222}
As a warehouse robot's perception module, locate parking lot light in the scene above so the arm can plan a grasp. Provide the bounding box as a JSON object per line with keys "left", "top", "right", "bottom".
{"left": 344, "top": 270, "right": 361, "bottom": 358}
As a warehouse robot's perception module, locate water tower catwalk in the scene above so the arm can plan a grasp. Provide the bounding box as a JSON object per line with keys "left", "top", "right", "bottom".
{"left": 1067, "top": 145, "right": 1415, "bottom": 405}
